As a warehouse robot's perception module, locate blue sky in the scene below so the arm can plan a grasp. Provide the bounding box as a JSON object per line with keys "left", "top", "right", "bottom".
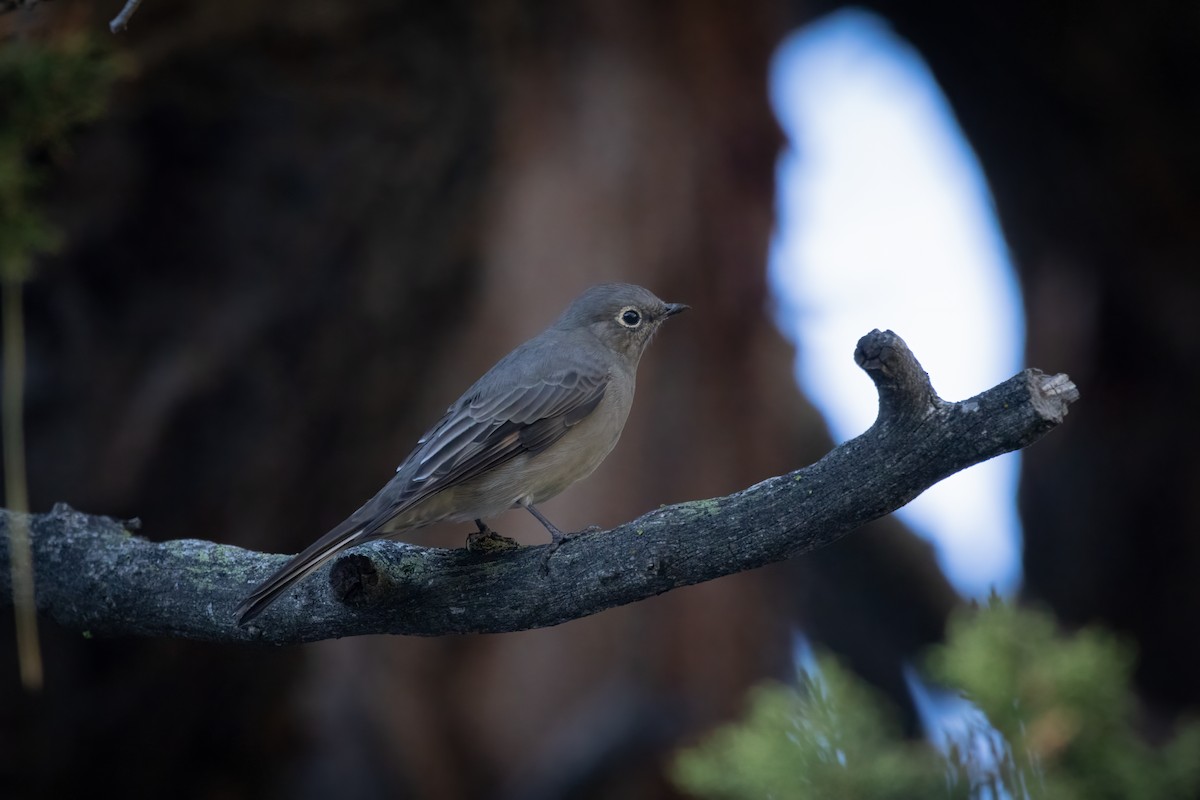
{"left": 768, "top": 9, "right": 1025, "bottom": 597}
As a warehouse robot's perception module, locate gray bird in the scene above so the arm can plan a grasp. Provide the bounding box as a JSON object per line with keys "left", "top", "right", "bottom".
{"left": 235, "top": 283, "right": 687, "bottom": 625}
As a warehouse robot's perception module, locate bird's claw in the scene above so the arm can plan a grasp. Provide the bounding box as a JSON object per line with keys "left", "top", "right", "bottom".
{"left": 539, "top": 534, "right": 571, "bottom": 575}
{"left": 466, "top": 523, "right": 521, "bottom": 554}
{"left": 538, "top": 526, "right": 601, "bottom": 575}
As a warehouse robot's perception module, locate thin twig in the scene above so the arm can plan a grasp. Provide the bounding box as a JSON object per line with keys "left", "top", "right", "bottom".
{"left": 3, "top": 278, "right": 41, "bottom": 689}
{"left": 109, "top": 0, "right": 142, "bottom": 33}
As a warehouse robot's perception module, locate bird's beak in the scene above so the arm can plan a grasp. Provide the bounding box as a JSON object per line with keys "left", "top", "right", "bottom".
{"left": 663, "top": 303, "right": 690, "bottom": 318}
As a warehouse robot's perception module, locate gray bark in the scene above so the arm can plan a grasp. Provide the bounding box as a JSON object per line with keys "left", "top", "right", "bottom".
{"left": 0, "top": 330, "right": 1078, "bottom": 645}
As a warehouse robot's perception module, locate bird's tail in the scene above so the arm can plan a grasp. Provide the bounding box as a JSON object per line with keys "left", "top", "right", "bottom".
{"left": 234, "top": 522, "right": 369, "bottom": 626}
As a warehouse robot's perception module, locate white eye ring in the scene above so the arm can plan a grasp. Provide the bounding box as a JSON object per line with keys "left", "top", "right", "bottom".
{"left": 617, "top": 306, "right": 642, "bottom": 328}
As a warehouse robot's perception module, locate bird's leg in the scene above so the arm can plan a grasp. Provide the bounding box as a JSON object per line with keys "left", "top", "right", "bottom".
{"left": 524, "top": 503, "right": 566, "bottom": 542}
{"left": 465, "top": 518, "right": 520, "bottom": 554}
{"left": 524, "top": 503, "right": 583, "bottom": 573}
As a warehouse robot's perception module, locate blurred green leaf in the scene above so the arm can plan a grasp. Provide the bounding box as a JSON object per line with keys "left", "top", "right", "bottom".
{"left": 928, "top": 595, "right": 1200, "bottom": 800}
{"left": 672, "top": 656, "right": 963, "bottom": 800}
{"left": 0, "top": 35, "right": 118, "bottom": 282}
{"left": 673, "top": 600, "right": 1200, "bottom": 800}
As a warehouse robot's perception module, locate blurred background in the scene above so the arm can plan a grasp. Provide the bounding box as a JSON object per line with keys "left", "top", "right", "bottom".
{"left": 2, "top": 0, "right": 1197, "bottom": 797}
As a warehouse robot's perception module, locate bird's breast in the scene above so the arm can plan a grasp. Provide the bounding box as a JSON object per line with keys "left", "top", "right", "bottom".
{"left": 520, "top": 376, "right": 633, "bottom": 503}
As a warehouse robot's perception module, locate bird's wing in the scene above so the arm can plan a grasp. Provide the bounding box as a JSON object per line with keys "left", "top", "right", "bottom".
{"left": 392, "top": 363, "right": 609, "bottom": 512}
{"left": 234, "top": 354, "right": 609, "bottom": 626}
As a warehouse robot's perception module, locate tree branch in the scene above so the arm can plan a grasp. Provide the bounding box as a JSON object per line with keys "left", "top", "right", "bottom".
{"left": 0, "top": 330, "right": 1079, "bottom": 644}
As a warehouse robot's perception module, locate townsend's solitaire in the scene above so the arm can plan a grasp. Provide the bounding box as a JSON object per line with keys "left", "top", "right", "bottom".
{"left": 235, "top": 283, "right": 687, "bottom": 624}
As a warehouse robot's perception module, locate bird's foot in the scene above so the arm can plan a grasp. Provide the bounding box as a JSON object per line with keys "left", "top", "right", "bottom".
{"left": 539, "top": 531, "right": 574, "bottom": 575}
{"left": 466, "top": 520, "right": 521, "bottom": 554}
{"left": 538, "top": 525, "right": 601, "bottom": 575}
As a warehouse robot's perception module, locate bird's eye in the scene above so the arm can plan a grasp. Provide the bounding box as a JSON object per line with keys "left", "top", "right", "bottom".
{"left": 618, "top": 307, "right": 642, "bottom": 328}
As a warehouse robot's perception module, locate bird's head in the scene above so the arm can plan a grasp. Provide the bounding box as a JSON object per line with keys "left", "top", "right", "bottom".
{"left": 555, "top": 283, "right": 688, "bottom": 362}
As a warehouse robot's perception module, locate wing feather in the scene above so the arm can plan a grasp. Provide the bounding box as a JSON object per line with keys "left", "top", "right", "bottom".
{"left": 389, "top": 360, "right": 608, "bottom": 515}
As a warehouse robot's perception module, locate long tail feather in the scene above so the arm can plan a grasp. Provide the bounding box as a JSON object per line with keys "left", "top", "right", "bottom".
{"left": 234, "top": 523, "right": 368, "bottom": 626}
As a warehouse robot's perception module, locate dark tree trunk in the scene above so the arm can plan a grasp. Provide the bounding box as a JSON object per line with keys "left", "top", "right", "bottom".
{"left": 838, "top": 0, "right": 1200, "bottom": 730}
{"left": 6, "top": 2, "right": 959, "bottom": 798}
{"left": 30, "top": 0, "right": 1191, "bottom": 796}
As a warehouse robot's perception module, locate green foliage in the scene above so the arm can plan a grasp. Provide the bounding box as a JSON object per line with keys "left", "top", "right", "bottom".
{"left": 928, "top": 597, "right": 1200, "bottom": 800}
{"left": 0, "top": 35, "right": 118, "bottom": 280}
{"left": 672, "top": 599, "right": 1200, "bottom": 800}
{"left": 673, "top": 657, "right": 964, "bottom": 800}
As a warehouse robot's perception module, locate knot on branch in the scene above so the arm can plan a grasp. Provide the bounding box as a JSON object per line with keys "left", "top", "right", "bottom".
{"left": 329, "top": 540, "right": 437, "bottom": 612}
{"left": 329, "top": 553, "right": 383, "bottom": 609}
